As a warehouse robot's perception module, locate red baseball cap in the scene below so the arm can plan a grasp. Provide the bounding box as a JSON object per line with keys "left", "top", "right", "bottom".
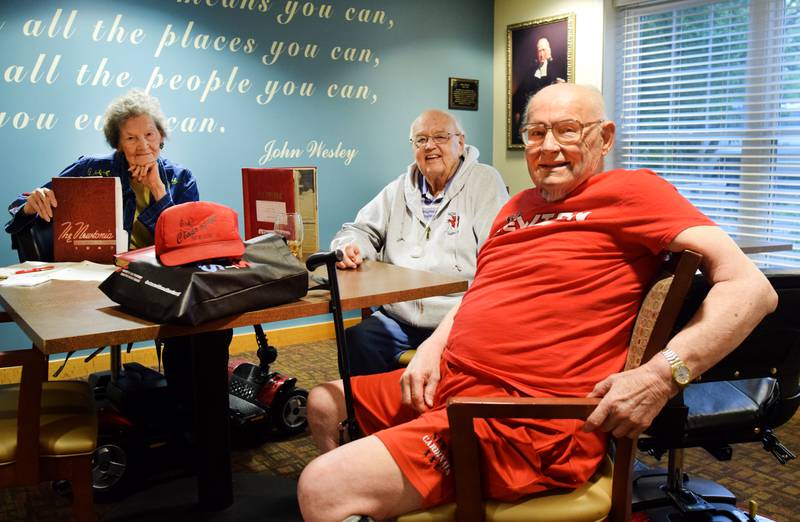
{"left": 155, "top": 201, "right": 245, "bottom": 266}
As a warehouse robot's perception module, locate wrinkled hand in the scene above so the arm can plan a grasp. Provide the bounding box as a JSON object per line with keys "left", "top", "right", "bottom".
{"left": 336, "top": 243, "right": 362, "bottom": 269}
{"left": 129, "top": 161, "right": 166, "bottom": 201}
{"left": 128, "top": 160, "right": 156, "bottom": 184}
{"left": 584, "top": 366, "right": 674, "bottom": 438}
{"left": 22, "top": 187, "right": 57, "bottom": 221}
{"left": 400, "top": 341, "right": 442, "bottom": 412}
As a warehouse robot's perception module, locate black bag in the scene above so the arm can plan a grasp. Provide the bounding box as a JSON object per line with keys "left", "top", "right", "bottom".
{"left": 99, "top": 233, "right": 308, "bottom": 325}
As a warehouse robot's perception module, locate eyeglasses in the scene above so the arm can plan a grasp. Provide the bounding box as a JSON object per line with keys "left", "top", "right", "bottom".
{"left": 410, "top": 132, "right": 461, "bottom": 148}
{"left": 520, "top": 119, "right": 603, "bottom": 147}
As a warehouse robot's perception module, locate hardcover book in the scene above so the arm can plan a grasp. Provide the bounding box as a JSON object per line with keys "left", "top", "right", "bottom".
{"left": 51, "top": 176, "right": 127, "bottom": 263}
{"left": 241, "top": 167, "right": 319, "bottom": 255}
{"left": 114, "top": 245, "right": 155, "bottom": 267}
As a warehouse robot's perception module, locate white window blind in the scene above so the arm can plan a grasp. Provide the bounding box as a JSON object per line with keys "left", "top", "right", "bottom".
{"left": 616, "top": 0, "right": 800, "bottom": 268}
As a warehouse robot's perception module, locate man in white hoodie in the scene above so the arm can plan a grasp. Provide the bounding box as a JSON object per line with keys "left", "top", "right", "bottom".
{"left": 330, "top": 109, "right": 508, "bottom": 375}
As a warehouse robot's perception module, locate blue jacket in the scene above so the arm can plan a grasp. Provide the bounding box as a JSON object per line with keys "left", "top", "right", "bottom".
{"left": 5, "top": 151, "right": 199, "bottom": 243}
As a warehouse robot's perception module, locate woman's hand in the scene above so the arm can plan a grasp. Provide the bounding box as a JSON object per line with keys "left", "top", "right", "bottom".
{"left": 129, "top": 161, "right": 166, "bottom": 202}
{"left": 22, "top": 187, "right": 57, "bottom": 221}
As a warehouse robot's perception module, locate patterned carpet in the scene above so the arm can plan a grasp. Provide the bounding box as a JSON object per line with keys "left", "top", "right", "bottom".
{"left": 1, "top": 339, "right": 798, "bottom": 521}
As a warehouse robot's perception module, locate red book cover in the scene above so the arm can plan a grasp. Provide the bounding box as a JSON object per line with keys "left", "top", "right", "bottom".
{"left": 241, "top": 168, "right": 297, "bottom": 240}
{"left": 113, "top": 245, "right": 155, "bottom": 267}
{"left": 51, "top": 176, "right": 126, "bottom": 263}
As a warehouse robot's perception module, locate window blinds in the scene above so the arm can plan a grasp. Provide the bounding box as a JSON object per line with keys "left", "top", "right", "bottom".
{"left": 616, "top": 0, "right": 800, "bottom": 267}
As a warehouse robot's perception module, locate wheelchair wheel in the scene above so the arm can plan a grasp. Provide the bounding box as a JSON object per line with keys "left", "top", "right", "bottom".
{"left": 272, "top": 388, "right": 308, "bottom": 436}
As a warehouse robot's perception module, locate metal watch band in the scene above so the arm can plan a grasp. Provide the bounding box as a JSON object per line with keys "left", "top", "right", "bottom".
{"left": 661, "top": 348, "right": 682, "bottom": 366}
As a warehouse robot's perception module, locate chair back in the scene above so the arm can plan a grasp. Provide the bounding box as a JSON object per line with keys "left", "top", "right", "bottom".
{"left": 11, "top": 220, "right": 53, "bottom": 262}
{"left": 625, "top": 251, "right": 703, "bottom": 371}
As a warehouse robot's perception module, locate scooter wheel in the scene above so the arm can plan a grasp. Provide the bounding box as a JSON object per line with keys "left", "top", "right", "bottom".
{"left": 272, "top": 388, "right": 308, "bottom": 436}
{"left": 91, "top": 440, "right": 132, "bottom": 501}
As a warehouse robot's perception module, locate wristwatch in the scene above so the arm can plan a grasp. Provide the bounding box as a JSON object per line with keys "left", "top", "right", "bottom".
{"left": 661, "top": 348, "right": 691, "bottom": 389}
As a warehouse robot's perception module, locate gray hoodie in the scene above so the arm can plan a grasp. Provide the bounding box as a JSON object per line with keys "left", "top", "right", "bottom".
{"left": 331, "top": 145, "right": 508, "bottom": 328}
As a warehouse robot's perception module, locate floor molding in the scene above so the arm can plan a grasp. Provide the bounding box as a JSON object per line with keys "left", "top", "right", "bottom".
{"left": 0, "top": 318, "right": 359, "bottom": 384}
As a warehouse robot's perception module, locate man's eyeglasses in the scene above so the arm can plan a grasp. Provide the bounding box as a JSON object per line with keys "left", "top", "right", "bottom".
{"left": 520, "top": 119, "right": 603, "bottom": 147}
{"left": 410, "top": 132, "right": 461, "bottom": 149}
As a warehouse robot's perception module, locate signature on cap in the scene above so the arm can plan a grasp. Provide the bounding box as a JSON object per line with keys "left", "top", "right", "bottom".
{"left": 176, "top": 215, "right": 217, "bottom": 244}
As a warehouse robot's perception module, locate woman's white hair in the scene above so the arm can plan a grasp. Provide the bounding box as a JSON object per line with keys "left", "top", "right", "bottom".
{"left": 102, "top": 89, "right": 167, "bottom": 149}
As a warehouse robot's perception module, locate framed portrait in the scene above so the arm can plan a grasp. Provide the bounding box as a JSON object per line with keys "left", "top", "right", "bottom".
{"left": 507, "top": 13, "right": 576, "bottom": 149}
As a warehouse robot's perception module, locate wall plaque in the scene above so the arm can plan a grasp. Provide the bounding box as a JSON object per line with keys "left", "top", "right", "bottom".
{"left": 448, "top": 77, "right": 479, "bottom": 111}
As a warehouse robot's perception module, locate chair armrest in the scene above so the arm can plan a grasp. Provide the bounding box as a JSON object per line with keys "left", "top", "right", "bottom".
{"left": 0, "top": 311, "right": 11, "bottom": 323}
{"left": 447, "top": 396, "right": 600, "bottom": 419}
{"left": 446, "top": 397, "right": 633, "bottom": 522}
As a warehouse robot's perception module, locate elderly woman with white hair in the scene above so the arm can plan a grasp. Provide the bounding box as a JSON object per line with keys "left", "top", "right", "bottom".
{"left": 4, "top": 90, "right": 211, "bottom": 473}
{"left": 5, "top": 88, "right": 198, "bottom": 252}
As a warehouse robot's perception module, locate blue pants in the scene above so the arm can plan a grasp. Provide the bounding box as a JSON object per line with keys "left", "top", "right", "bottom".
{"left": 345, "top": 309, "right": 434, "bottom": 376}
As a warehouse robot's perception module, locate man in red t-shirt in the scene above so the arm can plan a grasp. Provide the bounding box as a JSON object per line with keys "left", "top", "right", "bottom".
{"left": 297, "top": 84, "right": 778, "bottom": 522}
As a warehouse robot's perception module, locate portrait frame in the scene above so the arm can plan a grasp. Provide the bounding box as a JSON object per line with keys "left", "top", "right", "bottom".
{"left": 507, "top": 13, "right": 576, "bottom": 149}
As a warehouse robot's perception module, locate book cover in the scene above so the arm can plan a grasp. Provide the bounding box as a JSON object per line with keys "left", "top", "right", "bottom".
{"left": 114, "top": 245, "right": 155, "bottom": 267}
{"left": 241, "top": 167, "right": 299, "bottom": 241}
{"left": 51, "top": 176, "right": 127, "bottom": 264}
{"left": 241, "top": 167, "right": 319, "bottom": 254}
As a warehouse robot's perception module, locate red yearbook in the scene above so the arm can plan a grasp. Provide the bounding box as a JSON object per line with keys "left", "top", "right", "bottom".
{"left": 51, "top": 176, "right": 126, "bottom": 263}
{"left": 241, "top": 167, "right": 319, "bottom": 254}
{"left": 242, "top": 167, "right": 319, "bottom": 254}
{"left": 241, "top": 168, "right": 296, "bottom": 240}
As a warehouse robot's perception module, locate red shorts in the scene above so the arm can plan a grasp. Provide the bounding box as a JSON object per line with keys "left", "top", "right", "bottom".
{"left": 351, "top": 360, "right": 606, "bottom": 508}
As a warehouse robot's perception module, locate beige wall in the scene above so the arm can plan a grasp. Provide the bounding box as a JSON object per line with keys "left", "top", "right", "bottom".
{"left": 493, "top": 0, "right": 607, "bottom": 195}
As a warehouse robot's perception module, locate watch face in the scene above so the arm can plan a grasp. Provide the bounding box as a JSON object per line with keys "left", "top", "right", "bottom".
{"left": 674, "top": 366, "right": 691, "bottom": 385}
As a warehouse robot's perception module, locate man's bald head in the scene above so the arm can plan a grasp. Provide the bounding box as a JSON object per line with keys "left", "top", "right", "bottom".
{"left": 409, "top": 109, "right": 464, "bottom": 138}
{"left": 524, "top": 84, "right": 607, "bottom": 126}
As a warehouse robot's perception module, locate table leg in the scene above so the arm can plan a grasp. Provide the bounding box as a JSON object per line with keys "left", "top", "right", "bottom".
{"left": 189, "top": 329, "right": 234, "bottom": 510}
{"left": 109, "top": 344, "right": 121, "bottom": 382}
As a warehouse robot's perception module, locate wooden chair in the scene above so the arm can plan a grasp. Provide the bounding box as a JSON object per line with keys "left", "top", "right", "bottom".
{"left": 0, "top": 348, "right": 97, "bottom": 522}
{"left": 398, "top": 250, "right": 703, "bottom": 522}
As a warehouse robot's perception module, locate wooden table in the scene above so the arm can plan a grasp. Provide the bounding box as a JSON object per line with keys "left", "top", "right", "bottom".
{"left": 0, "top": 260, "right": 467, "bottom": 355}
{"left": 0, "top": 261, "right": 467, "bottom": 513}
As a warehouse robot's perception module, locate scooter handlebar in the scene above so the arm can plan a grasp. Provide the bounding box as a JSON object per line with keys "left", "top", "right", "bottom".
{"left": 305, "top": 250, "right": 344, "bottom": 272}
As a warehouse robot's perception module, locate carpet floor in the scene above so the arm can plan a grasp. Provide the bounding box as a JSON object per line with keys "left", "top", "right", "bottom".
{"left": 1, "top": 339, "right": 798, "bottom": 521}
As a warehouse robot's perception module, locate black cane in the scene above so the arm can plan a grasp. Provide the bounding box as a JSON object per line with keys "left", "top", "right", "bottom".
{"left": 306, "top": 250, "right": 360, "bottom": 443}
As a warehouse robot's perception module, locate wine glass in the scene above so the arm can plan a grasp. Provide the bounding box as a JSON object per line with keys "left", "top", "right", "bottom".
{"left": 274, "top": 212, "right": 304, "bottom": 258}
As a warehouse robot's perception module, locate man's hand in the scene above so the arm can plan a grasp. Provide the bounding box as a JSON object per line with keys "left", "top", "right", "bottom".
{"left": 399, "top": 304, "right": 457, "bottom": 412}
{"left": 22, "top": 187, "right": 57, "bottom": 221}
{"left": 129, "top": 161, "right": 166, "bottom": 202}
{"left": 583, "top": 364, "right": 674, "bottom": 438}
{"left": 336, "top": 243, "right": 363, "bottom": 269}
{"left": 399, "top": 340, "right": 442, "bottom": 412}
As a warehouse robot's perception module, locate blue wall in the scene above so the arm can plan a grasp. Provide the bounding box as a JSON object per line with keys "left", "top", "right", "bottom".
{"left": 0, "top": 0, "right": 494, "bottom": 349}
